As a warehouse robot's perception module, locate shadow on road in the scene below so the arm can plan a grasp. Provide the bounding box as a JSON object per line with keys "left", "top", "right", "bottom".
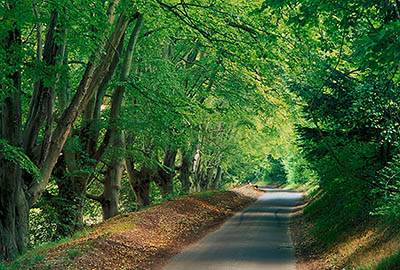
{"left": 257, "top": 186, "right": 300, "bottom": 193}
{"left": 164, "top": 187, "right": 304, "bottom": 270}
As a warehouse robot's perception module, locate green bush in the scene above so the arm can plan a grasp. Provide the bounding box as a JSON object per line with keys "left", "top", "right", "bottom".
{"left": 29, "top": 201, "right": 58, "bottom": 246}
{"left": 372, "top": 154, "right": 400, "bottom": 224}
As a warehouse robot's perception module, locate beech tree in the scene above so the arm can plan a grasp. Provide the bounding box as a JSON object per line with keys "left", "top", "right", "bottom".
{"left": 85, "top": 13, "right": 144, "bottom": 220}
{"left": 0, "top": 0, "right": 288, "bottom": 260}
{"left": 0, "top": 0, "right": 131, "bottom": 259}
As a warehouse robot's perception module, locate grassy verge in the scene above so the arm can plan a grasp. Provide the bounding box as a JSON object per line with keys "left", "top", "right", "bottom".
{"left": 291, "top": 193, "right": 400, "bottom": 270}
{"left": 0, "top": 229, "right": 92, "bottom": 270}
{"left": 375, "top": 251, "right": 400, "bottom": 270}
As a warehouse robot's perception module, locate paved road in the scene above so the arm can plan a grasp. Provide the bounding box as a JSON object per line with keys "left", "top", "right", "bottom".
{"left": 164, "top": 187, "right": 304, "bottom": 270}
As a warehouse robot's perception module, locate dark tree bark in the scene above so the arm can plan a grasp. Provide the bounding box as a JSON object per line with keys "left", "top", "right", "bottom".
{"left": 1, "top": 1, "right": 125, "bottom": 260}
{"left": 195, "top": 162, "right": 210, "bottom": 191}
{"left": 155, "top": 147, "right": 177, "bottom": 198}
{"left": 85, "top": 13, "right": 144, "bottom": 220}
{"left": 0, "top": 25, "right": 28, "bottom": 260}
{"left": 49, "top": 14, "right": 126, "bottom": 235}
{"left": 52, "top": 155, "right": 86, "bottom": 237}
{"left": 178, "top": 150, "right": 193, "bottom": 193}
{"left": 54, "top": 34, "right": 124, "bottom": 230}
{"left": 100, "top": 162, "right": 122, "bottom": 219}
{"left": 204, "top": 166, "right": 214, "bottom": 190}
{"left": 125, "top": 158, "right": 152, "bottom": 207}
{"left": 178, "top": 140, "right": 200, "bottom": 193}
{"left": 23, "top": 10, "right": 64, "bottom": 161}
{"left": 101, "top": 13, "right": 143, "bottom": 218}
{"left": 28, "top": 10, "right": 128, "bottom": 207}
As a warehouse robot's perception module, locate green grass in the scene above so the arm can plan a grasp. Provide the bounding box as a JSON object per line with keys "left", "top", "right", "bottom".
{"left": 353, "top": 250, "right": 400, "bottom": 270}
{"left": 375, "top": 250, "right": 400, "bottom": 270}
{"left": 66, "top": 247, "right": 81, "bottom": 260}
{"left": 40, "top": 228, "right": 91, "bottom": 249}
{"left": 0, "top": 228, "right": 91, "bottom": 270}
{"left": 0, "top": 253, "right": 44, "bottom": 270}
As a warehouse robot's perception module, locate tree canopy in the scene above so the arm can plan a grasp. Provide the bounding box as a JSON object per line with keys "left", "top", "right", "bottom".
{"left": 1, "top": 0, "right": 400, "bottom": 261}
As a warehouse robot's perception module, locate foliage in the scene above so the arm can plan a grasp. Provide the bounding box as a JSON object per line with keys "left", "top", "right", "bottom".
{"left": 29, "top": 203, "right": 58, "bottom": 247}
{"left": 283, "top": 151, "right": 316, "bottom": 186}
{"left": 372, "top": 154, "right": 400, "bottom": 223}
{"left": 0, "top": 139, "right": 40, "bottom": 180}
{"left": 375, "top": 250, "right": 400, "bottom": 270}
{"left": 305, "top": 176, "right": 374, "bottom": 244}
{"left": 2, "top": 0, "right": 399, "bottom": 265}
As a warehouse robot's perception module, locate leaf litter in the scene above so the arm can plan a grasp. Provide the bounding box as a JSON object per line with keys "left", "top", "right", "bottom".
{"left": 31, "top": 186, "right": 261, "bottom": 270}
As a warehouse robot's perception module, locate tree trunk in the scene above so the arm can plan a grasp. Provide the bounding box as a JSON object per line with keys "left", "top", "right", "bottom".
{"left": 205, "top": 166, "right": 214, "bottom": 190}
{"left": 101, "top": 161, "right": 123, "bottom": 219}
{"left": 59, "top": 21, "right": 126, "bottom": 225}
{"left": 1, "top": 1, "right": 124, "bottom": 260}
{"left": 54, "top": 181, "right": 86, "bottom": 236}
{"left": 94, "top": 14, "right": 144, "bottom": 220}
{"left": 192, "top": 149, "right": 203, "bottom": 191}
{"left": 155, "top": 147, "right": 177, "bottom": 198}
{"left": 209, "top": 166, "right": 222, "bottom": 189}
{"left": 53, "top": 150, "right": 91, "bottom": 237}
{"left": 125, "top": 159, "right": 151, "bottom": 207}
{"left": 28, "top": 10, "right": 128, "bottom": 207}
{"left": 23, "top": 10, "right": 64, "bottom": 161}
{"left": 178, "top": 150, "right": 193, "bottom": 193}
{"left": 196, "top": 163, "right": 213, "bottom": 191}
{"left": 0, "top": 161, "right": 28, "bottom": 260}
{"left": 0, "top": 26, "right": 28, "bottom": 260}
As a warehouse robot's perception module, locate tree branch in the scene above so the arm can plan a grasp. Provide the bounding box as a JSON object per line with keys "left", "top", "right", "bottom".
{"left": 86, "top": 193, "right": 103, "bottom": 202}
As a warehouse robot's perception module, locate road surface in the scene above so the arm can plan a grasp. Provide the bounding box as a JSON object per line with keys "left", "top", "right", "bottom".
{"left": 164, "top": 187, "right": 304, "bottom": 270}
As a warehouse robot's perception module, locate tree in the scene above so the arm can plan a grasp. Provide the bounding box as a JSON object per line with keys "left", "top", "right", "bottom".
{"left": 1, "top": 0, "right": 315, "bottom": 259}
{"left": 86, "top": 13, "right": 144, "bottom": 220}
{"left": 0, "top": 0, "right": 129, "bottom": 259}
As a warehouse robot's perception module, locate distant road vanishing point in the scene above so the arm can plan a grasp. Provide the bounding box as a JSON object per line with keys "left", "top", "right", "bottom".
{"left": 164, "top": 187, "right": 304, "bottom": 270}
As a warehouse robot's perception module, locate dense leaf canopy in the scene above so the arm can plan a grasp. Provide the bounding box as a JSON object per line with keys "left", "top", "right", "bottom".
{"left": 1, "top": 0, "right": 399, "bottom": 262}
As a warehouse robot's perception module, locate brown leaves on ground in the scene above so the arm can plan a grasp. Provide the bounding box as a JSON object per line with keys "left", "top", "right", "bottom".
{"left": 290, "top": 212, "right": 330, "bottom": 270}
{"left": 33, "top": 186, "right": 261, "bottom": 270}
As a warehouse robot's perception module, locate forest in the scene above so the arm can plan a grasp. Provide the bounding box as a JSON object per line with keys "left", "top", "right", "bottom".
{"left": 1, "top": 0, "right": 399, "bottom": 268}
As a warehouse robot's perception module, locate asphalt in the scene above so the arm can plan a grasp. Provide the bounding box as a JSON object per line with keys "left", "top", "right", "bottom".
{"left": 163, "top": 187, "right": 304, "bottom": 270}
